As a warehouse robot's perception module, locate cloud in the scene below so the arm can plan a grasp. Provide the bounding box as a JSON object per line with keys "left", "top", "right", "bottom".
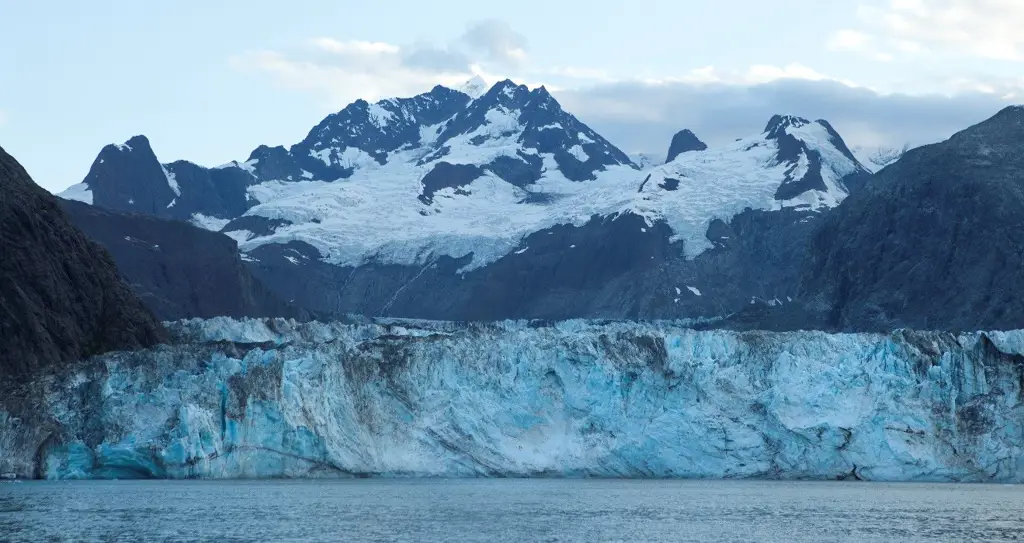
{"left": 230, "top": 35, "right": 482, "bottom": 107}
{"left": 460, "top": 19, "right": 528, "bottom": 67}
{"left": 827, "top": 29, "right": 873, "bottom": 51}
{"left": 310, "top": 38, "right": 399, "bottom": 56}
{"left": 843, "top": 0, "right": 1024, "bottom": 60}
{"left": 230, "top": 19, "right": 537, "bottom": 107}
{"left": 400, "top": 42, "right": 472, "bottom": 73}
{"left": 229, "top": 18, "right": 1018, "bottom": 160}
{"left": 556, "top": 78, "right": 1008, "bottom": 158}
{"left": 0, "top": 110, "right": 7, "bottom": 127}
{"left": 640, "top": 63, "right": 862, "bottom": 90}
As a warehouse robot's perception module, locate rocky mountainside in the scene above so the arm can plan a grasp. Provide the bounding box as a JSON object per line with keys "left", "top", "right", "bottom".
{"left": 59, "top": 200, "right": 311, "bottom": 321}
{"left": 802, "top": 106, "right": 1024, "bottom": 331}
{"left": 62, "top": 79, "right": 871, "bottom": 324}
{"left": 0, "top": 145, "right": 165, "bottom": 381}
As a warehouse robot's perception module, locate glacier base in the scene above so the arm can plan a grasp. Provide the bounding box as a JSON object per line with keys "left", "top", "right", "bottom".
{"left": 2, "top": 318, "right": 1023, "bottom": 481}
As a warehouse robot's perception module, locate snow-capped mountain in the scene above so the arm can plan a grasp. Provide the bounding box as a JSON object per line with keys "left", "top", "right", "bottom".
{"left": 457, "top": 75, "right": 488, "bottom": 99}
{"left": 62, "top": 84, "right": 867, "bottom": 270}
{"left": 632, "top": 115, "right": 870, "bottom": 257}
{"left": 61, "top": 78, "right": 871, "bottom": 321}
{"left": 851, "top": 144, "right": 908, "bottom": 172}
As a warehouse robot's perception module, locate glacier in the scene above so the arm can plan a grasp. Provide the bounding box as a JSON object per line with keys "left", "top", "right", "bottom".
{"left": 2, "top": 317, "right": 1022, "bottom": 481}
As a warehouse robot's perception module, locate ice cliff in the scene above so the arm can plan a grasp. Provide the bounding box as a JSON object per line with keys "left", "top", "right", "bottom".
{"left": 2, "top": 318, "right": 1022, "bottom": 481}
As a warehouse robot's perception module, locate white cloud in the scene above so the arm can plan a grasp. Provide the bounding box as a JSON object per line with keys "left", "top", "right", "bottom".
{"left": 231, "top": 19, "right": 544, "bottom": 107}
{"left": 847, "top": 0, "right": 1024, "bottom": 60}
{"left": 311, "top": 38, "right": 400, "bottom": 55}
{"left": 230, "top": 48, "right": 476, "bottom": 107}
{"left": 229, "top": 16, "right": 1022, "bottom": 159}
{"left": 461, "top": 19, "right": 529, "bottom": 67}
{"left": 557, "top": 78, "right": 1009, "bottom": 159}
{"left": 827, "top": 29, "right": 873, "bottom": 51}
{"left": 645, "top": 64, "right": 861, "bottom": 89}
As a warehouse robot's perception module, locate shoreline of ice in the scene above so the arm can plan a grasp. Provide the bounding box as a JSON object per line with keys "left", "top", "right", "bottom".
{"left": 2, "top": 318, "right": 1022, "bottom": 482}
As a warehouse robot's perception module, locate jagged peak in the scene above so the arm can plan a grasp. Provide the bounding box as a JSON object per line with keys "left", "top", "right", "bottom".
{"left": 480, "top": 79, "right": 531, "bottom": 104}
{"left": 106, "top": 134, "right": 152, "bottom": 154}
{"left": 764, "top": 115, "right": 812, "bottom": 139}
{"left": 456, "top": 75, "right": 488, "bottom": 99}
{"left": 247, "top": 144, "right": 289, "bottom": 162}
{"left": 524, "top": 85, "right": 563, "bottom": 112}
{"left": 666, "top": 129, "right": 708, "bottom": 163}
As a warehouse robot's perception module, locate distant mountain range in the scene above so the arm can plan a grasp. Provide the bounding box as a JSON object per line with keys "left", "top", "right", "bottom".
{"left": 53, "top": 78, "right": 1024, "bottom": 331}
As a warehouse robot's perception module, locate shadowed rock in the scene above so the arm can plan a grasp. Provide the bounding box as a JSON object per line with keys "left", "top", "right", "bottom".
{"left": 0, "top": 145, "right": 165, "bottom": 381}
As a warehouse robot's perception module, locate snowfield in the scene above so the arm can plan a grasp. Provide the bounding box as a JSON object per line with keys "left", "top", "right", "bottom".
{"left": 235, "top": 113, "right": 866, "bottom": 267}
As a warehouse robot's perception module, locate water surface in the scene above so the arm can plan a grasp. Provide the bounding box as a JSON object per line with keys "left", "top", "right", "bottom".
{"left": 1, "top": 479, "right": 1021, "bottom": 542}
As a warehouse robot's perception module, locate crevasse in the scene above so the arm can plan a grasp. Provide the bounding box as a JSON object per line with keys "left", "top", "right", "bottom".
{"left": 2, "top": 318, "right": 1022, "bottom": 481}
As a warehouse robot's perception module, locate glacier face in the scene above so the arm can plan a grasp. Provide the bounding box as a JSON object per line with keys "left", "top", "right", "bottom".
{"left": 2, "top": 318, "right": 1023, "bottom": 481}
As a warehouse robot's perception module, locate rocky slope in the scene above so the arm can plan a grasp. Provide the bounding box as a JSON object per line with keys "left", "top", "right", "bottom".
{"left": 59, "top": 199, "right": 311, "bottom": 321}
{"left": 0, "top": 145, "right": 165, "bottom": 381}
{"left": 2, "top": 318, "right": 1022, "bottom": 481}
{"left": 803, "top": 106, "right": 1024, "bottom": 331}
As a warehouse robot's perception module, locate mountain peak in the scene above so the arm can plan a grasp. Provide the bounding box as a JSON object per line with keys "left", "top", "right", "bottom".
{"left": 481, "top": 79, "right": 530, "bottom": 104}
{"left": 666, "top": 129, "right": 708, "bottom": 163}
{"left": 107, "top": 134, "right": 152, "bottom": 154}
{"left": 457, "top": 75, "right": 488, "bottom": 99}
{"left": 764, "top": 115, "right": 811, "bottom": 139}
{"left": 955, "top": 104, "right": 1024, "bottom": 140}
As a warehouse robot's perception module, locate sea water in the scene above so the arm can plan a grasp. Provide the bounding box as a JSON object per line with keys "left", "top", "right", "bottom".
{"left": 1, "top": 479, "right": 1022, "bottom": 542}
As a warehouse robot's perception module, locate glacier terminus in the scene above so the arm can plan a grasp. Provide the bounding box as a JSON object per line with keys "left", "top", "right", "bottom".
{"left": 2, "top": 318, "right": 1022, "bottom": 482}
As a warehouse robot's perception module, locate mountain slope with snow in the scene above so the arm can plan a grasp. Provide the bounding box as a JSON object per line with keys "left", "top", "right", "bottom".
{"left": 851, "top": 144, "right": 908, "bottom": 173}
{"left": 64, "top": 80, "right": 868, "bottom": 271}
{"left": 229, "top": 111, "right": 868, "bottom": 270}
{"left": 61, "top": 79, "right": 872, "bottom": 323}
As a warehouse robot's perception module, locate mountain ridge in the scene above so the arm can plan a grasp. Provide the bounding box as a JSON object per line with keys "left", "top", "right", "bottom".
{"left": 59, "top": 78, "right": 874, "bottom": 325}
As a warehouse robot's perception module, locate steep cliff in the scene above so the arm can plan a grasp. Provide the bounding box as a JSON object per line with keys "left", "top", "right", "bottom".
{"left": 3, "top": 318, "right": 1022, "bottom": 481}
{"left": 0, "top": 145, "right": 165, "bottom": 381}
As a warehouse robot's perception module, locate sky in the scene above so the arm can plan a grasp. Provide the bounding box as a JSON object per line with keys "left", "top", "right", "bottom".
{"left": 2, "top": 0, "right": 1022, "bottom": 192}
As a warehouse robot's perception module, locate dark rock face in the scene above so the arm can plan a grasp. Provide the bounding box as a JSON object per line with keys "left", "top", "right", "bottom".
{"left": 419, "top": 162, "right": 484, "bottom": 204}
{"left": 59, "top": 200, "right": 310, "bottom": 322}
{"left": 83, "top": 135, "right": 177, "bottom": 216}
{"left": 665, "top": 129, "right": 707, "bottom": 162}
{"left": 221, "top": 215, "right": 293, "bottom": 238}
{"left": 802, "top": 106, "right": 1024, "bottom": 331}
{"left": 774, "top": 150, "right": 827, "bottom": 200}
{"left": 77, "top": 135, "right": 257, "bottom": 224}
{"left": 0, "top": 146, "right": 165, "bottom": 381}
{"left": 485, "top": 152, "right": 543, "bottom": 188}
{"left": 161, "top": 160, "right": 254, "bottom": 220}
{"left": 245, "top": 208, "right": 817, "bottom": 324}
